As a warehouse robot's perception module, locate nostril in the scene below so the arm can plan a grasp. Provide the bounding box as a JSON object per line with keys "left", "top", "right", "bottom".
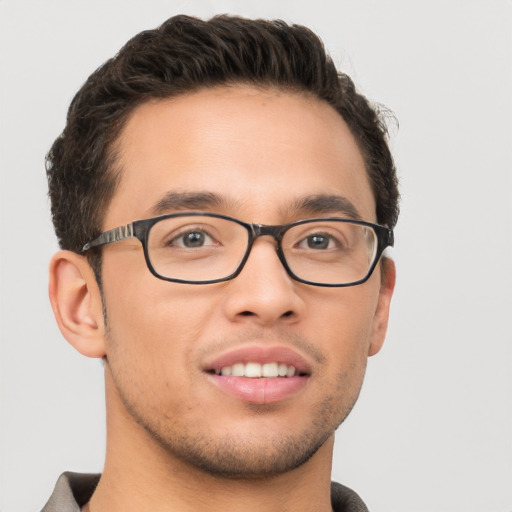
{"left": 282, "top": 310, "right": 293, "bottom": 317}
{"left": 240, "top": 311, "right": 255, "bottom": 316}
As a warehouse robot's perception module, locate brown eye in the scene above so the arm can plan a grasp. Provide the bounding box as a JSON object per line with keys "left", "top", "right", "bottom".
{"left": 296, "top": 233, "right": 338, "bottom": 250}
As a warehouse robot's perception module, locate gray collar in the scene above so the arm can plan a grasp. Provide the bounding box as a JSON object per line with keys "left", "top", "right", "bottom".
{"left": 41, "top": 472, "right": 369, "bottom": 512}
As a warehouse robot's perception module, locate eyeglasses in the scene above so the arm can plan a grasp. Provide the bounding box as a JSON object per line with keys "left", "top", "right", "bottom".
{"left": 82, "top": 212, "right": 393, "bottom": 287}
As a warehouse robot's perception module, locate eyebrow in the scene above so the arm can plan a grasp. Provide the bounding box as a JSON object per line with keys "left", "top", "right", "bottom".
{"left": 150, "top": 191, "right": 361, "bottom": 220}
{"left": 287, "top": 194, "right": 361, "bottom": 220}
{"left": 150, "top": 191, "right": 229, "bottom": 215}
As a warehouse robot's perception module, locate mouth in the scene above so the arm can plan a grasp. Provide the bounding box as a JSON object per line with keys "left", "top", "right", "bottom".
{"left": 203, "top": 346, "right": 311, "bottom": 404}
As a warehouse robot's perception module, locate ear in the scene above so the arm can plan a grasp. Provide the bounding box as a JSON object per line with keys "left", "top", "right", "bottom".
{"left": 49, "top": 250, "right": 106, "bottom": 358}
{"left": 368, "top": 258, "right": 396, "bottom": 356}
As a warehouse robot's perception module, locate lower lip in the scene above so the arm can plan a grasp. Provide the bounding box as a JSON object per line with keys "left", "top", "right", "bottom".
{"left": 207, "top": 374, "right": 308, "bottom": 404}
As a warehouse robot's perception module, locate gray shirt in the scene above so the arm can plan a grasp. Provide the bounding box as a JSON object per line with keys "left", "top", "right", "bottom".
{"left": 41, "top": 472, "right": 369, "bottom": 512}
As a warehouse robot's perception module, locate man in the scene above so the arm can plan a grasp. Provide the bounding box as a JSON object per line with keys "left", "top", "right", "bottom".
{"left": 43, "top": 14, "right": 398, "bottom": 512}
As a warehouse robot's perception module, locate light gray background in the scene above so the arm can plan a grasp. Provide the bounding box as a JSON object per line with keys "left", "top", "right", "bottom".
{"left": 1, "top": 1, "right": 511, "bottom": 511}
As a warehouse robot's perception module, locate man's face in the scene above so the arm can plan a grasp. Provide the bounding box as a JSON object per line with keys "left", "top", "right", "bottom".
{"left": 99, "top": 86, "right": 392, "bottom": 477}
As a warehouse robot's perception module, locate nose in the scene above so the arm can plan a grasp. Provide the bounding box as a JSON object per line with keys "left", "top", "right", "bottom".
{"left": 221, "top": 237, "right": 305, "bottom": 326}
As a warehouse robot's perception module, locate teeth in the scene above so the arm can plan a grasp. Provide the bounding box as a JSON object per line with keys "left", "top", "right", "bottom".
{"left": 232, "top": 363, "right": 245, "bottom": 377}
{"left": 215, "top": 362, "right": 298, "bottom": 378}
{"left": 245, "top": 362, "right": 262, "bottom": 378}
{"left": 262, "top": 363, "right": 278, "bottom": 378}
{"left": 286, "top": 366, "right": 296, "bottom": 377}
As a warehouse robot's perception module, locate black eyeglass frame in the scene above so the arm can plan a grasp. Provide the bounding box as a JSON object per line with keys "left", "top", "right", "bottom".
{"left": 82, "top": 212, "right": 394, "bottom": 287}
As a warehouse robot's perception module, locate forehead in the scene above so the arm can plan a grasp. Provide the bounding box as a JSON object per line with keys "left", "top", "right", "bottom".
{"left": 105, "top": 86, "right": 375, "bottom": 227}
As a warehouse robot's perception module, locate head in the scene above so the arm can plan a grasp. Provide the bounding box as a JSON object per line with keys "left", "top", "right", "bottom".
{"left": 48, "top": 14, "right": 398, "bottom": 479}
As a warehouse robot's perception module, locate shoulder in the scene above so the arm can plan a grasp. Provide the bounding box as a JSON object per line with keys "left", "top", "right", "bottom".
{"left": 331, "top": 481, "right": 369, "bottom": 512}
{"left": 41, "top": 472, "right": 100, "bottom": 512}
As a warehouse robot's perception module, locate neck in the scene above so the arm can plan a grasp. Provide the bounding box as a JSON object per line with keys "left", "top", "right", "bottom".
{"left": 87, "top": 369, "right": 335, "bottom": 512}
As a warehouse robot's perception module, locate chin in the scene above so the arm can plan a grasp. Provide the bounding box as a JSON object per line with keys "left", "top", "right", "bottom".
{"left": 162, "top": 426, "right": 332, "bottom": 479}
{"left": 130, "top": 389, "right": 359, "bottom": 479}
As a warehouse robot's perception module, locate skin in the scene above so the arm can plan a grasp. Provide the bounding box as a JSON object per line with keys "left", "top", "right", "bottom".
{"left": 49, "top": 86, "right": 395, "bottom": 512}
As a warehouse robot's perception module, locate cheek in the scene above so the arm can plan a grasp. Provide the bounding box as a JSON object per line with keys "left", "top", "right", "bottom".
{"left": 101, "top": 286, "right": 216, "bottom": 424}
{"left": 101, "top": 273, "right": 218, "bottom": 388}
{"left": 311, "top": 283, "right": 380, "bottom": 382}
{"left": 314, "top": 283, "right": 378, "bottom": 346}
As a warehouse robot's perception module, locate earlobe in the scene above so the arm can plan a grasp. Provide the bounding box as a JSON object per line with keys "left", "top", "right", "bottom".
{"left": 368, "top": 258, "right": 396, "bottom": 357}
{"left": 49, "top": 250, "right": 106, "bottom": 358}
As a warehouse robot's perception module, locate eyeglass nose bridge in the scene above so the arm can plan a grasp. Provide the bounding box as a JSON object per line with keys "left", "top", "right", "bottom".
{"left": 247, "top": 224, "right": 291, "bottom": 264}
{"left": 250, "top": 223, "right": 287, "bottom": 243}
{"left": 242, "top": 223, "right": 293, "bottom": 277}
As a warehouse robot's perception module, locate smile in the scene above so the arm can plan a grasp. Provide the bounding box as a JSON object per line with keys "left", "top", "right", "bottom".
{"left": 204, "top": 346, "right": 311, "bottom": 404}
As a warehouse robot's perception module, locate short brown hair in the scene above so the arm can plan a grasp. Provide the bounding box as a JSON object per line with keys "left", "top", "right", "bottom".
{"left": 46, "top": 14, "right": 399, "bottom": 272}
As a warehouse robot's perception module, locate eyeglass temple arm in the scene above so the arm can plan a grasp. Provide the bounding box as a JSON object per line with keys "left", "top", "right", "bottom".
{"left": 386, "top": 229, "right": 394, "bottom": 247}
{"left": 82, "top": 223, "right": 135, "bottom": 252}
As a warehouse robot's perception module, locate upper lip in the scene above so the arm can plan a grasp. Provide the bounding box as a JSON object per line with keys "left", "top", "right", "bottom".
{"left": 203, "top": 345, "right": 312, "bottom": 376}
